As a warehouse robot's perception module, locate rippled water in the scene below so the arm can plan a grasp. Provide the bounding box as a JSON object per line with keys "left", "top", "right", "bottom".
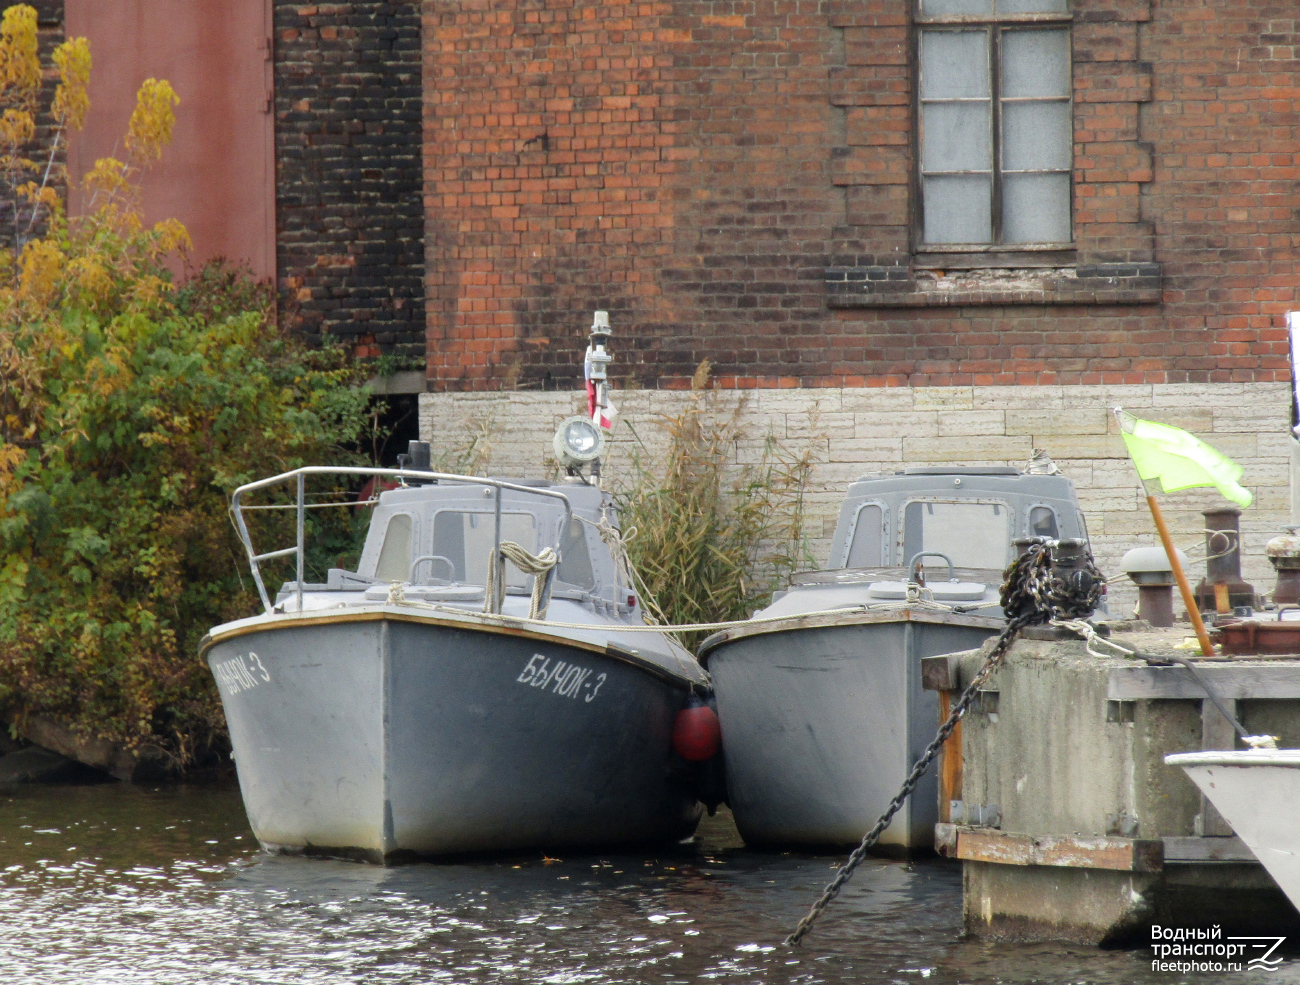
{"left": 0, "top": 783, "right": 1293, "bottom": 984}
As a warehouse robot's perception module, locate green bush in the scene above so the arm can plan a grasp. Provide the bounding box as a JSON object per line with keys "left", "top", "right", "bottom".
{"left": 0, "top": 275, "right": 370, "bottom": 768}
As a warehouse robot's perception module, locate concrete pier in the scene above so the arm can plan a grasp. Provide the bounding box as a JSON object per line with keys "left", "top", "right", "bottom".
{"left": 924, "top": 626, "right": 1300, "bottom": 945}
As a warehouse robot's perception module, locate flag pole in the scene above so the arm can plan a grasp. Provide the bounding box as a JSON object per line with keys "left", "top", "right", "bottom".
{"left": 1145, "top": 494, "right": 1215, "bottom": 656}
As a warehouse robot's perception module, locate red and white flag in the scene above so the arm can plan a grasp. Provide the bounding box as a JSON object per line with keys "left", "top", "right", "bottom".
{"left": 584, "top": 346, "right": 617, "bottom": 430}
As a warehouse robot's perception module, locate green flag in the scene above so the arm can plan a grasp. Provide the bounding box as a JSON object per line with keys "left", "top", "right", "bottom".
{"left": 1115, "top": 408, "right": 1252, "bottom": 507}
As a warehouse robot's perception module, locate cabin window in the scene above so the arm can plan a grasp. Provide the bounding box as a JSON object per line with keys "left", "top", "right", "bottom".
{"left": 903, "top": 500, "right": 1009, "bottom": 569}
{"left": 432, "top": 511, "right": 538, "bottom": 588}
{"left": 1028, "top": 505, "right": 1059, "bottom": 539}
{"left": 374, "top": 513, "right": 413, "bottom": 582}
{"left": 846, "top": 504, "right": 885, "bottom": 568}
{"left": 556, "top": 518, "right": 597, "bottom": 590}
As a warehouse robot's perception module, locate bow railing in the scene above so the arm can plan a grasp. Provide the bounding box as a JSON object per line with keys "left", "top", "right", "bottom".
{"left": 229, "top": 467, "right": 573, "bottom": 614}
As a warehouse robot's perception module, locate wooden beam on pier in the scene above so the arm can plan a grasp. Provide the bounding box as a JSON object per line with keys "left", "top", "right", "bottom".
{"left": 956, "top": 827, "right": 1164, "bottom": 873}
{"left": 1108, "top": 662, "right": 1300, "bottom": 701}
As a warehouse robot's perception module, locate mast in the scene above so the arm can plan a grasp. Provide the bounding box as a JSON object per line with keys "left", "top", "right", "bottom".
{"left": 585, "top": 310, "right": 613, "bottom": 487}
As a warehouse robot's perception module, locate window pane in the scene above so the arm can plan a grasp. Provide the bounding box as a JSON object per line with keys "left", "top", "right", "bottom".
{"left": 923, "top": 0, "right": 993, "bottom": 14}
{"left": 922, "top": 101, "right": 992, "bottom": 172}
{"left": 923, "top": 174, "right": 993, "bottom": 244}
{"left": 1002, "top": 101, "right": 1071, "bottom": 170}
{"left": 903, "top": 501, "right": 1009, "bottom": 570}
{"left": 921, "top": 31, "right": 990, "bottom": 99}
{"left": 1002, "top": 173, "right": 1071, "bottom": 243}
{"left": 432, "top": 511, "right": 537, "bottom": 587}
{"left": 847, "top": 505, "right": 884, "bottom": 568}
{"left": 1002, "top": 29, "right": 1070, "bottom": 98}
{"left": 996, "top": 0, "right": 1068, "bottom": 12}
{"left": 375, "top": 513, "right": 412, "bottom": 583}
{"left": 1029, "top": 506, "right": 1059, "bottom": 538}
{"left": 556, "top": 517, "right": 596, "bottom": 590}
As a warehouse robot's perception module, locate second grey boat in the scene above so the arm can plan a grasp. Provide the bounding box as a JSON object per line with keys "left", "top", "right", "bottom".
{"left": 699, "top": 465, "right": 1094, "bottom": 852}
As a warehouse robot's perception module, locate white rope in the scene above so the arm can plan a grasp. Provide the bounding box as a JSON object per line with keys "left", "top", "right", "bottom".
{"left": 484, "top": 541, "right": 558, "bottom": 619}
{"left": 1051, "top": 618, "right": 1139, "bottom": 660}
{"left": 377, "top": 596, "right": 999, "bottom": 635}
{"left": 584, "top": 511, "right": 673, "bottom": 629}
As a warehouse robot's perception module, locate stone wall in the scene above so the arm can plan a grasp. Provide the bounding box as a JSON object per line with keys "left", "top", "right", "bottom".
{"left": 275, "top": 0, "right": 425, "bottom": 359}
{"left": 421, "top": 382, "right": 1292, "bottom": 615}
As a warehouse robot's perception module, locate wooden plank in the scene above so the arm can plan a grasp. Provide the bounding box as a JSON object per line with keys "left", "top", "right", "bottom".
{"left": 1108, "top": 664, "right": 1300, "bottom": 701}
{"left": 1162, "top": 836, "right": 1257, "bottom": 863}
{"left": 922, "top": 654, "right": 962, "bottom": 691}
{"left": 957, "top": 828, "right": 1163, "bottom": 872}
{"left": 934, "top": 822, "right": 959, "bottom": 858}
{"left": 938, "top": 690, "right": 962, "bottom": 821}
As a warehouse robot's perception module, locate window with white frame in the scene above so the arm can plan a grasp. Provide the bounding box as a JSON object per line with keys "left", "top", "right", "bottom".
{"left": 917, "top": 0, "right": 1072, "bottom": 248}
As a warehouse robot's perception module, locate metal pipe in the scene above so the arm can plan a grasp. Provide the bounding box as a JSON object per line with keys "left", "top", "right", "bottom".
{"left": 229, "top": 467, "right": 574, "bottom": 613}
{"left": 492, "top": 484, "right": 503, "bottom": 614}
{"left": 232, "top": 487, "right": 273, "bottom": 612}
{"left": 1291, "top": 438, "right": 1300, "bottom": 526}
{"left": 409, "top": 555, "right": 455, "bottom": 583}
{"left": 907, "top": 551, "right": 955, "bottom": 584}
{"left": 253, "top": 546, "right": 299, "bottom": 562}
{"left": 296, "top": 472, "right": 305, "bottom": 613}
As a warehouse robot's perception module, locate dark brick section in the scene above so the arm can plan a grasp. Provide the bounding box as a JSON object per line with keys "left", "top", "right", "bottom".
{"left": 426, "top": 0, "right": 1296, "bottom": 389}
{"left": 275, "top": 1, "right": 424, "bottom": 359}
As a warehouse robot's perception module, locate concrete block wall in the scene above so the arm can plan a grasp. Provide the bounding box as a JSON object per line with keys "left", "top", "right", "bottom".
{"left": 421, "top": 381, "right": 1293, "bottom": 616}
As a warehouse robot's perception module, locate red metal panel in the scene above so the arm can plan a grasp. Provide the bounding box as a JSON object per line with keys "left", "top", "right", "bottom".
{"left": 65, "top": 0, "right": 275, "bottom": 282}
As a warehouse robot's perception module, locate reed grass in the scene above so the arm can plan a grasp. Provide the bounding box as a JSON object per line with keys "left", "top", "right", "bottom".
{"left": 613, "top": 362, "right": 819, "bottom": 649}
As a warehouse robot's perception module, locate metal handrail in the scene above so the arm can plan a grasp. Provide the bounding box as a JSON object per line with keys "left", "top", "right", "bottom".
{"left": 907, "top": 551, "right": 956, "bottom": 584}
{"left": 230, "top": 467, "right": 573, "bottom": 613}
{"left": 410, "top": 554, "right": 455, "bottom": 583}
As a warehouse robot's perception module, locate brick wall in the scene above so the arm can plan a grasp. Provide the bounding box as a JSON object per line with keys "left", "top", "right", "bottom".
{"left": 424, "top": 0, "right": 1297, "bottom": 390}
{"left": 276, "top": 1, "right": 425, "bottom": 359}
{"left": 420, "top": 382, "right": 1293, "bottom": 616}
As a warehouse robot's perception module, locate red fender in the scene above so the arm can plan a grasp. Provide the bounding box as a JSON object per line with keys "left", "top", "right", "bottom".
{"left": 672, "top": 696, "right": 721, "bottom": 762}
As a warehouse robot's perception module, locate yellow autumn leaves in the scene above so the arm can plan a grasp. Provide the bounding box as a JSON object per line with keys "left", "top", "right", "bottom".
{"left": 0, "top": 3, "right": 188, "bottom": 317}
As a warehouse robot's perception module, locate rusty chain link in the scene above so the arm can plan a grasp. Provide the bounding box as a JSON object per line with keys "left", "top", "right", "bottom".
{"left": 785, "top": 539, "right": 1105, "bottom": 947}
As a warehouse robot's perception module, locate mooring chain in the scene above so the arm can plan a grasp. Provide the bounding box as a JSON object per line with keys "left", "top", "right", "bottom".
{"left": 785, "top": 540, "right": 1104, "bottom": 947}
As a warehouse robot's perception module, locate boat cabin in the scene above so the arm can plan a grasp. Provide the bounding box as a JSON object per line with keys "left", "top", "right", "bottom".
{"left": 826, "top": 466, "right": 1088, "bottom": 575}
{"left": 287, "top": 479, "right": 635, "bottom": 615}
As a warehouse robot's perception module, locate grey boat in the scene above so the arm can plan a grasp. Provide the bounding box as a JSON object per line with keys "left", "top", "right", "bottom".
{"left": 698, "top": 465, "right": 1093, "bottom": 852}
{"left": 202, "top": 463, "right": 711, "bottom": 862}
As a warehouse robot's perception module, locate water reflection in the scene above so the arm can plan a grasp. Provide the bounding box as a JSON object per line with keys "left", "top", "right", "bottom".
{"left": 0, "top": 784, "right": 1292, "bottom": 983}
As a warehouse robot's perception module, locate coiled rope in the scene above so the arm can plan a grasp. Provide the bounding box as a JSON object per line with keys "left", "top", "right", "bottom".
{"left": 484, "top": 541, "right": 558, "bottom": 619}
{"left": 784, "top": 539, "right": 1105, "bottom": 946}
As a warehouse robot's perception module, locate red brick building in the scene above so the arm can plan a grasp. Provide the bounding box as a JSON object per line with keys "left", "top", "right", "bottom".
{"left": 420, "top": 0, "right": 1298, "bottom": 599}
{"left": 23, "top": 0, "right": 427, "bottom": 365}
{"left": 423, "top": 0, "right": 1295, "bottom": 390}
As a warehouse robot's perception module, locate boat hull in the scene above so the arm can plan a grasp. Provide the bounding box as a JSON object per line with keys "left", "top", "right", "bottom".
{"left": 1167, "top": 750, "right": 1300, "bottom": 911}
{"left": 207, "top": 614, "right": 701, "bottom": 860}
{"left": 705, "top": 613, "right": 997, "bottom": 851}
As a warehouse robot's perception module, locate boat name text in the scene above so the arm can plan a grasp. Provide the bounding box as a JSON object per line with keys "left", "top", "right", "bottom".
{"left": 215, "top": 652, "right": 271, "bottom": 694}
{"left": 516, "top": 654, "right": 606, "bottom": 702}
